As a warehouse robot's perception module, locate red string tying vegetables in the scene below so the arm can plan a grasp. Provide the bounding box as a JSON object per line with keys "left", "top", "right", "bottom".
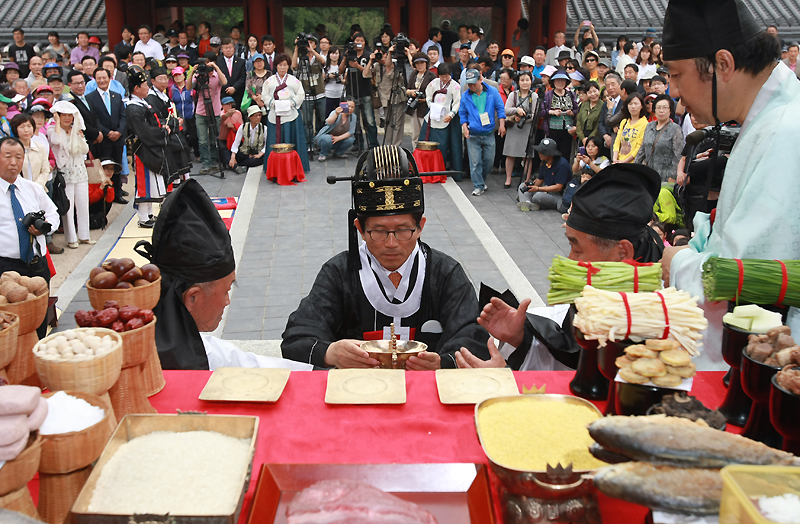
{"left": 656, "top": 291, "right": 670, "bottom": 340}
{"left": 622, "top": 259, "right": 654, "bottom": 293}
{"left": 579, "top": 261, "right": 601, "bottom": 285}
{"left": 776, "top": 260, "right": 788, "bottom": 306}
{"left": 735, "top": 258, "right": 744, "bottom": 303}
{"left": 619, "top": 292, "right": 632, "bottom": 340}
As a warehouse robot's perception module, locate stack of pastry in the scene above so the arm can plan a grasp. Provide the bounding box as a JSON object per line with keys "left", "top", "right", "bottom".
{"left": 615, "top": 339, "right": 696, "bottom": 387}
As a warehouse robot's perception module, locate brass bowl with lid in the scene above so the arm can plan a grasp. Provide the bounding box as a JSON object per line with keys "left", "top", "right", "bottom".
{"left": 416, "top": 141, "right": 439, "bottom": 151}
{"left": 271, "top": 143, "right": 295, "bottom": 153}
{"left": 361, "top": 340, "right": 427, "bottom": 369}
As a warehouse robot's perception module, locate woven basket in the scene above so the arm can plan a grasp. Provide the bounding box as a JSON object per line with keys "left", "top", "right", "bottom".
{"left": 119, "top": 318, "right": 156, "bottom": 368}
{"left": 109, "top": 360, "right": 156, "bottom": 419}
{"left": 143, "top": 344, "right": 165, "bottom": 396}
{"left": 0, "top": 291, "right": 48, "bottom": 334}
{"left": 86, "top": 276, "right": 161, "bottom": 311}
{"left": 39, "top": 391, "right": 112, "bottom": 474}
{"left": 0, "top": 313, "right": 19, "bottom": 369}
{"left": 0, "top": 484, "right": 40, "bottom": 520}
{"left": 39, "top": 466, "right": 91, "bottom": 524}
{"left": 34, "top": 328, "right": 123, "bottom": 396}
{"left": 0, "top": 433, "right": 43, "bottom": 497}
{"left": 6, "top": 331, "right": 41, "bottom": 387}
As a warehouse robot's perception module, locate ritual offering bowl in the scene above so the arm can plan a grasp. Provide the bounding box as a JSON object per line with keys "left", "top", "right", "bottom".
{"left": 569, "top": 327, "right": 608, "bottom": 401}
{"left": 0, "top": 312, "right": 19, "bottom": 381}
{"left": 718, "top": 321, "right": 753, "bottom": 426}
{"left": 597, "top": 339, "right": 635, "bottom": 416}
{"left": 86, "top": 276, "right": 161, "bottom": 311}
{"left": 108, "top": 318, "right": 158, "bottom": 419}
{"left": 271, "top": 143, "right": 295, "bottom": 153}
{"left": 770, "top": 372, "right": 800, "bottom": 455}
{"left": 362, "top": 340, "right": 427, "bottom": 370}
{"left": 615, "top": 381, "right": 664, "bottom": 416}
{"left": 416, "top": 141, "right": 440, "bottom": 151}
{"left": 740, "top": 349, "right": 783, "bottom": 449}
{"left": 38, "top": 391, "right": 112, "bottom": 524}
{"left": 2, "top": 291, "right": 48, "bottom": 387}
{"left": 475, "top": 395, "right": 604, "bottom": 524}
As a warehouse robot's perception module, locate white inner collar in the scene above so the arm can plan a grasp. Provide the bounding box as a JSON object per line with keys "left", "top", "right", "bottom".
{"left": 364, "top": 242, "right": 419, "bottom": 302}
{"left": 740, "top": 62, "right": 787, "bottom": 136}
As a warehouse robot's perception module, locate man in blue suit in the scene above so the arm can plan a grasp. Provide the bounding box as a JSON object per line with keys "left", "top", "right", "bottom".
{"left": 86, "top": 68, "right": 127, "bottom": 204}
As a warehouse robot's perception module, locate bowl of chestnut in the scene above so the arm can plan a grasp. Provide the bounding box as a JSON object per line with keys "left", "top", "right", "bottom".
{"left": 86, "top": 258, "right": 161, "bottom": 311}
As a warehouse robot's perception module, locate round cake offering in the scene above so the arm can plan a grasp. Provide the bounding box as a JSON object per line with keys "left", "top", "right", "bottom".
{"left": 88, "top": 430, "right": 251, "bottom": 515}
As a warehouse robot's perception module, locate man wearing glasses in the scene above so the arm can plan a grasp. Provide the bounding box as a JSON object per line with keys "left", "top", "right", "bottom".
{"left": 282, "top": 146, "right": 491, "bottom": 370}
{"left": 66, "top": 70, "right": 102, "bottom": 156}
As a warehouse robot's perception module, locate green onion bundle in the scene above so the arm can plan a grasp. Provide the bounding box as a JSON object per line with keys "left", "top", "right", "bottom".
{"left": 702, "top": 257, "right": 800, "bottom": 308}
{"left": 547, "top": 256, "right": 663, "bottom": 304}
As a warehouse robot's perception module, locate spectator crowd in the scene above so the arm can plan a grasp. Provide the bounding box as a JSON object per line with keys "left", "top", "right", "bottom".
{"left": 0, "top": 15, "right": 795, "bottom": 255}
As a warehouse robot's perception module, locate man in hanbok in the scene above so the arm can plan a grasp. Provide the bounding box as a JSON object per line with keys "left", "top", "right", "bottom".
{"left": 281, "top": 146, "right": 491, "bottom": 369}
{"left": 660, "top": 0, "right": 800, "bottom": 370}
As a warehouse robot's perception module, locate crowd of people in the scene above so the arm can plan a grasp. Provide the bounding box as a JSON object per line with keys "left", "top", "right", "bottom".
{"left": 0, "top": 14, "right": 796, "bottom": 255}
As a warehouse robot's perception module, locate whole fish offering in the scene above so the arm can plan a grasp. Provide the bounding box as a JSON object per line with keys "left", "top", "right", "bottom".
{"left": 588, "top": 416, "right": 800, "bottom": 468}
{"left": 593, "top": 462, "right": 723, "bottom": 515}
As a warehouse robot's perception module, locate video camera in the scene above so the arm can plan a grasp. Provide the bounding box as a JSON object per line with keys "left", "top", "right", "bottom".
{"left": 392, "top": 33, "right": 410, "bottom": 61}
{"left": 344, "top": 41, "right": 360, "bottom": 62}
{"left": 22, "top": 211, "right": 51, "bottom": 235}
{"left": 296, "top": 32, "right": 311, "bottom": 55}
{"left": 373, "top": 43, "right": 384, "bottom": 62}
{"left": 195, "top": 58, "right": 211, "bottom": 82}
{"left": 686, "top": 123, "right": 740, "bottom": 156}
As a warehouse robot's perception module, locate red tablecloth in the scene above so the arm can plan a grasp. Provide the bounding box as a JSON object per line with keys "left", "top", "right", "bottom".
{"left": 137, "top": 370, "right": 726, "bottom": 523}
{"left": 266, "top": 150, "right": 306, "bottom": 186}
{"left": 413, "top": 149, "right": 447, "bottom": 184}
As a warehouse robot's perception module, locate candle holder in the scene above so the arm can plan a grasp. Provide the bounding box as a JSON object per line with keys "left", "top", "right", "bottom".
{"left": 569, "top": 327, "right": 608, "bottom": 401}
{"left": 597, "top": 339, "right": 635, "bottom": 416}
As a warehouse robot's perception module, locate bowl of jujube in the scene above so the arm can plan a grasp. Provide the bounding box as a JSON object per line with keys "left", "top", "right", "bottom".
{"left": 86, "top": 258, "right": 161, "bottom": 311}
{"left": 75, "top": 302, "right": 157, "bottom": 367}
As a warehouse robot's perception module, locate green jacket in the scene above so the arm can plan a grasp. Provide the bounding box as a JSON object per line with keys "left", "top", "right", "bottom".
{"left": 576, "top": 101, "right": 603, "bottom": 143}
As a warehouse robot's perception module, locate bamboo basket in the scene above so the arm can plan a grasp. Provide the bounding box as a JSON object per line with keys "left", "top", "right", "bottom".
{"left": 39, "top": 466, "right": 92, "bottom": 524}
{"left": 0, "top": 313, "right": 19, "bottom": 370}
{"left": 108, "top": 319, "right": 157, "bottom": 418}
{"left": 34, "top": 329, "right": 123, "bottom": 396}
{"left": 0, "top": 292, "right": 48, "bottom": 334}
{"left": 0, "top": 433, "right": 43, "bottom": 497}
{"left": 86, "top": 276, "right": 160, "bottom": 311}
{"left": 0, "top": 484, "right": 40, "bottom": 520}
{"left": 142, "top": 344, "right": 165, "bottom": 396}
{"left": 39, "top": 391, "right": 112, "bottom": 475}
{"left": 7, "top": 331, "right": 41, "bottom": 387}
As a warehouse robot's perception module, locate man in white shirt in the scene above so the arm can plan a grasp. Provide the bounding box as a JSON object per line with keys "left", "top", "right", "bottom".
{"left": 545, "top": 31, "right": 574, "bottom": 66}
{"left": 449, "top": 24, "right": 469, "bottom": 63}
{"left": 0, "top": 137, "right": 60, "bottom": 337}
{"left": 134, "top": 25, "right": 165, "bottom": 61}
{"left": 421, "top": 28, "right": 443, "bottom": 66}
{"left": 616, "top": 42, "right": 638, "bottom": 75}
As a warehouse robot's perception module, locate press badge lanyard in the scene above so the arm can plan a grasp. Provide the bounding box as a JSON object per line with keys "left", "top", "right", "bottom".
{"left": 472, "top": 88, "right": 490, "bottom": 126}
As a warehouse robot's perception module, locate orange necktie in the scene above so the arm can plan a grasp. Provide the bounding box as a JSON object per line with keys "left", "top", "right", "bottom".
{"left": 388, "top": 272, "right": 402, "bottom": 289}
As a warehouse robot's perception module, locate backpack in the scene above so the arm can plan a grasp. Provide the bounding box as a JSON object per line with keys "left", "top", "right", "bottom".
{"left": 654, "top": 184, "right": 685, "bottom": 229}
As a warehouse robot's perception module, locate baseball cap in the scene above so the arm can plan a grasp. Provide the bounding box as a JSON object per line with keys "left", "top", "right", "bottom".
{"left": 657, "top": 65, "right": 670, "bottom": 75}
{"left": 599, "top": 58, "right": 612, "bottom": 68}
{"left": 478, "top": 27, "right": 485, "bottom": 35}
{"left": 3, "top": 62, "right": 19, "bottom": 70}
{"left": 164, "top": 55, "right": 178, "bottom": 63}
{"left": 47, "top": 74, "right": 63, "bottom": 83}
{"left": 100, "top": 159, "right": 122, "bottom": 172}
{"left": 210, "top": 36, "right": 222, "bottom": 46}
{"left": 465, "top": 68, "right": 481, "bottom": 84}
{"left": 34, "top": 85, "right": 54, "bottom": 94}
{"left": 221, "top": 96, "right": 235, "bottom": 105}
{"left": 166, "top": 29, "right": 178, "bottom": 37}
{"left": 177, "top": 53, "right": 190, "bottom": 60}
{"left": 541, "top": 65, "right": 557, "bottom": 77}
{"left": 501, "top": 49, "right": 515, "bottom": 57}
{"left": 44, "top": 62, "right": 60, "bottom": 70}
{"left": 519, "top": 56, "right": 535, "bottom": 67}
{"left": 89, "top": 36, "right": 102, "bottom": 44}
{"left": 460, "top": 42, "right": 471, "bottom": 50}
{"left": 171, "top": 66, "right": 185, "bottom": 75}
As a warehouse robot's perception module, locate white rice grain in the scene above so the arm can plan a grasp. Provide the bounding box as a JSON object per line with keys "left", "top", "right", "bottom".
{"left": 88, "top": 431, "right": 251, "bottom": 516}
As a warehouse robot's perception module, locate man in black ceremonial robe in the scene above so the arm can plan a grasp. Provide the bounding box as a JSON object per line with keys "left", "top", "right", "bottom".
{"left": 282, "top": 146, "right": 491, "bottom": 369}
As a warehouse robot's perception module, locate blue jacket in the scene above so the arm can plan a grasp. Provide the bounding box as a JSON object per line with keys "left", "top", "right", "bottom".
{"left": 459, "top": 83, "right": 505, "bottom": 135}
{"left": 170, "top": 85, "right": 195, "bottom": 120}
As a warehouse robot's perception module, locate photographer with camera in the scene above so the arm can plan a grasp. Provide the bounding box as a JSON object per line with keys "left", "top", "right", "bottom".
{"left": 362, "top": 42, "right": 391, "bottom": 130}
{"left": 324, "top": 47, "right": 346, "bottom": 116}
{"left": 292, "top": 33, "right": 327, "bottom": 132}
{"left": 406, "top": 53, "right": 436, "bottom": 150}
{"left": 0, "top": 136, "right": 58, "bottom": 336}
{"left": 193, "top": 52, "right": 228, "bottom": 175}
{"left": 338, "top": 32, "right": 379, "bottom": 149}
{"left": 365, "top": 41, "right": 408, "bottom": 146}
{"left": 660, "top": 0, "right": 800, "bottom": 370}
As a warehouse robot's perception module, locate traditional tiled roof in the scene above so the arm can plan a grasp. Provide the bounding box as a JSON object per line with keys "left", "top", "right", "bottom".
{"left": 0, "top": 0, "right": 107, "bottom": 49}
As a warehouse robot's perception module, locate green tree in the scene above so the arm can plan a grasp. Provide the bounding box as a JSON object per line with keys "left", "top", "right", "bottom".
{"left": 184, "top": 7, "right": 244, "bottom": 37}
{"left": 284, "top": 7, "right": 384, "bottom": 49}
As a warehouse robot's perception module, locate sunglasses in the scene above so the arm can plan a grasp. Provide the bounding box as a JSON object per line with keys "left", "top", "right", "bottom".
{"left": 566, "top": 66, "right": 576, "bottom": 70}
{"left": 585, "top": 58, "right": 597, "bottom": 62}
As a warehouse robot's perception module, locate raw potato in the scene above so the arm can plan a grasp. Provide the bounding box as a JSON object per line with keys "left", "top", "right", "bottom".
{"left": 631, "top": 358, "right": 667, "bottom": 378}
{"left": 660, "top": 349, "right": 692, "bottom": 367}
{"left": 620, "top": 367, "right": 649, "bottom": 384}
{"left": 626, "top": 345, "right": 659, "bottom": 359}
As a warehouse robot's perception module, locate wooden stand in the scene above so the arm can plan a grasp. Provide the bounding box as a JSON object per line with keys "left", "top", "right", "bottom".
{"left": 108, "top": 319, "right": 157, "bottom": 418}
{"left": 143, "top": 344, "right": 165, "bottom": 396}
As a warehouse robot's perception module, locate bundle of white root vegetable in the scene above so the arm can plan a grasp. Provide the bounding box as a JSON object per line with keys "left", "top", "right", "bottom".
{"left": 573, "top": 286, "right": 708, "bottom": 355}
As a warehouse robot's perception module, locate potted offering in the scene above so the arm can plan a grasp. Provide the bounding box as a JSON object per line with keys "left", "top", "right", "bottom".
{"left": 0, "top": 271, "right": 50, "bottom": 386}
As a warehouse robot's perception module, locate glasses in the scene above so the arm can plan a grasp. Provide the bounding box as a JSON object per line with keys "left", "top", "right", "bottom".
{"left": 365, "top": 229, "right": 416, "bottom": 241}
{"left": 585, "top": 58, "right": 597, "bottom": 62}
{"left": 566, "top": 66, "right": 576, "bottom": 70}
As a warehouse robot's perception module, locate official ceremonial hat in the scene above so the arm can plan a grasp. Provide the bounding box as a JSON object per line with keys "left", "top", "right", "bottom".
{"left": 127, "top": 68, "right": 148, "bottom": 88}
{"left": 663, "top": 0, "right": 761, "bottom": 61}
{"left": 150, "top": 66, "right": 169, "bottom": 79}
{"left": 567, "top": 164, "right": 660, "bottom": 241}
{"left": 352, "top": 146, "right": 424, "bottom": 218}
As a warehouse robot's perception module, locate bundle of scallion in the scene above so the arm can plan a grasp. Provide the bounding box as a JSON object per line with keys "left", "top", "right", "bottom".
{"left": 702, "top": 257, "right": 800, "bottom": 308}
{"left": 547, "top": 256, "right": 663, "bottom": 304}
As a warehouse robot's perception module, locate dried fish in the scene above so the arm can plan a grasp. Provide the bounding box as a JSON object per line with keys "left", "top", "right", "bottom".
{"left": 589, "top": 443, "right": 631, "bottom": 464}
{"left": 588, "top": 416, "right": 800, "bottom": 468}
{"left": 593, "top": 462, "right": 722, "bottom": 515}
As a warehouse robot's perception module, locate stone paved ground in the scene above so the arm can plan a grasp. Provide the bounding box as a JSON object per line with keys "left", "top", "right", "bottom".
{"left": 55, "top": 142, "right": 571, "bottom": 346}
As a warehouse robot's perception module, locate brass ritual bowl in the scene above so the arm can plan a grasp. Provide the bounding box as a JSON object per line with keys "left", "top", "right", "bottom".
{"left": 416, "top": 141, "right": 440, "bottom": 151}
{"left": 362, "top": 340, "right": 427, "bottom": 369}
{"left": 271, "top": 143, "right": 295, "bottom": 153}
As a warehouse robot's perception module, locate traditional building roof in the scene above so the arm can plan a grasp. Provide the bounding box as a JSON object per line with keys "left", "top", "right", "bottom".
{"left": 567, "top": 0, "right": 800, "bottom": 49}
{"left": 0, "top": 0, "right": 107, "bottom": 49}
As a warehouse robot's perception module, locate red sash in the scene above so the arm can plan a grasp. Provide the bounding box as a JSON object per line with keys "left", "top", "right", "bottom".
{"left": 363, "top": 328, "right": 417, "bottom": 341}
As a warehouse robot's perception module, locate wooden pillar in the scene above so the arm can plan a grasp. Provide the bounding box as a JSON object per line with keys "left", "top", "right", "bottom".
{"left": 548, "top": 0, "right": 567, "bottom": 48}
{"left": 387, "top": 0, "right": 402, "bottom": 35}
{"left": 505, "top": 0, "right": 522, "bottom": 51}
{"left": 269, "top": 0, "right": 285, "bottom": 52}
{"left": 530, "top": 0, "right": 542, "bottom": 46}
{"left": 248, "top": 0, "right": 269, "bottom": 40}
{"left": 407, "top": 0, "right": 430, "bottom": 45}
{"left": 105, "top": 0, "right": 125, "bottom": 47}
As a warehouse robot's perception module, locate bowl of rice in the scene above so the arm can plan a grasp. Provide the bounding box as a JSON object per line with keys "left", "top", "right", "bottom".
{"left": 475, "top": 394, "right": 607, "bottom": 497}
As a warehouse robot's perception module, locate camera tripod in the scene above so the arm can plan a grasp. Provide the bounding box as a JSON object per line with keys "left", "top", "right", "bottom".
{"left": 346, "top": 52, "right": 370, "bottom": 156}
{"left": 381, "top": 57, "right": 408, "bottom": 147}
{"left": 295, "top": 54, "right": 318, "bottom": 161}
{"left": 195, "top": 72, "right": 225, "bottom": 179}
